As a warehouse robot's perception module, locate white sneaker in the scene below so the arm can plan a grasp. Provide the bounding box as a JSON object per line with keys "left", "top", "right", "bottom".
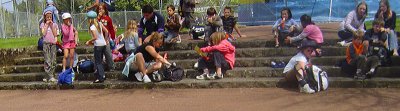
{"left": 48, "top": 77, "right": 57, "bottom": 83}
{"left": 42, "top": 78, "right": 48, "bottom": 82}
{"left": 337, "top": 40, "right": 345, "bottom": 46}
{"left": 194, "top": 62, "right": 199, "bottom": 69}
{"left": 143, "top": 75, "right": 151, "bottom": 83}
{"left": 176, "top": 35, "right": 182, "bottom": 44}
{"left": 343, "top": 41, "right": 352, "bottom": 47}
{"left": 135, "top": 72, "right": 143, "bottom": 82}
{"left": 300, "top": 84, "right": 315, "bottom": 94}
{"left": 207, "top": 73, "right": 216, "bottom": 80}
{"left": 196, "top": 74, "right": 206, "bottom": 80}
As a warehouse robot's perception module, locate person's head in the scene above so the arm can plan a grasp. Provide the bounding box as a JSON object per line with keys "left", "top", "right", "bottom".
{"left": 353, "top": 30, "right": 365, "bottom": 44}
{"left": 62, "top": 13, "right": 72, "bottom": 25}
{"left": 281, "top": 7, "right": 292, "bottom": 20}
{"left": 223, "top": 6, "right": 232, "bottom": 17}
{"left": 372, "top": 19, "right": 384, "bottom": 33}
{"left": 167, "top": 5, "right": 175, "bottom": 16}
{"left": 207, "top": 7, "right": 217, "bottom": 17}
{"left": 210, "top": 32, "right": 226, "bottom": 45}
{"left": 142, "top": 5, "right": 154, "bottom": 20}
{"left": 97, "top": 3, "right": 109, "bottom": 16}
{"left": 87, "top": 11, "right": 100, "bottom": 31}
{"left": 43, "top": 11, "right": 53, "bottom": 23}
{"left": 46, "top": 0, "right": 54, "bottom": 6}
{"left": 300, "top": 14, "right": 314, "bottom": 28}
{"left": 149, "top": 32, "right": 164, "bottom": 48}
{"left": 125, "top": 20, "right": 138, "bottom": 37}
{"left": 299, "top": 40, "right": 317, "bottom": 58}
{"left": 379, "top": 0, "right": 392, "bottom": 19}
{"left": 356, "top": 1, "right": 368, "bottom": 20}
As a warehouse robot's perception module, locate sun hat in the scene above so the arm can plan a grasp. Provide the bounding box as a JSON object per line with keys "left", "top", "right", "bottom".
{"left": 62, "top": 13, "right": 72, "bottom": 19}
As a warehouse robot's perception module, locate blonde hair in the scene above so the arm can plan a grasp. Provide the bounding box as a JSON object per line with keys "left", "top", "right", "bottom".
{"left": 124, "top": 20, "right": 138, "bottom": 39}
{"left": 149, "top": 32, "right": 163, "bottom": 43}
{"left": 88, "top": 18, "right": 100, "bottom": 32}
{"left": 211, "top": 32, "right": 226, "bottom": 45}
{"left": 353, "top": 30, "right": 364, "bottom": 40}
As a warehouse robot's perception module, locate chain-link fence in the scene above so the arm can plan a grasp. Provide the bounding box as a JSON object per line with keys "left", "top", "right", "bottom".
{"left": 238, "top": 0, "right": 400, "bottom": 26}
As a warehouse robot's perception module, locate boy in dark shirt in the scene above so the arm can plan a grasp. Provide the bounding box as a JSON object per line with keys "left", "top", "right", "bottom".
{"left": 221, "top": 6, "right": 245, "bottom": 41}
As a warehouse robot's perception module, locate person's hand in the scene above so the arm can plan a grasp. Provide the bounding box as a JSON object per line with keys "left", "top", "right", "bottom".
{"left": 240, "top": 35, "right": 247, "bottom": 38}
{"left": 207, "top": 17, "right": 213, "bottom": 23}
{"left": 284, "top": 37, "right": 291, "bottom": 44}
{"left": 85, "top": 41, "right": 91, "bottom": 45}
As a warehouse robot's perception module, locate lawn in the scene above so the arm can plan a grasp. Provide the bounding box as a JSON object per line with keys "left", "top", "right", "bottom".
{"left": 365, "top": 19, "right": 400, "bottom": 32}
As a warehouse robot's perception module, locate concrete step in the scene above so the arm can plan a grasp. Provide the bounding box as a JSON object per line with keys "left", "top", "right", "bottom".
{"left": 0, "top": 77, "right": 400, "bottom": 90}
{"left": 28, "top": 39, "right": 345, "bottom": 57}
{"left": 18, "top": 46, "right": 350, "bottom": 65}
{"left": 1, "top": 66, "right": 400, "bottom": 82}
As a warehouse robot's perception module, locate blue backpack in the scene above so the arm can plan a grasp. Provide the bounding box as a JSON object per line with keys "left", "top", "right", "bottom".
{"left": 58, "top": 68, "right": 75, "bottom": 85}
{"left": 77, "top": 59, "right": 95, "bottom": 73}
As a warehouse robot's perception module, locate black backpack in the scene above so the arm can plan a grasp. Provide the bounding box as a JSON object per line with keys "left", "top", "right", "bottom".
{"left": 162, "top": 64, "right": 184, "bottom": 82}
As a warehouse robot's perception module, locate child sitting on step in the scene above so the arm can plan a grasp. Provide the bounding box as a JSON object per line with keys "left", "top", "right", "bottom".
{"left": 346, "top": 30, "right": 380, "bottom": 80}
{"left": 272, "top": 7, "right": 300, "bottom": 48}
{"left": 204, "top": 7, "right": 223, "bottom": 45}
{"left": 115, "top": 20, "right": 142, "bottom": 58}
{"left": 196, "top": 32, "right": 236, "bottom": 80}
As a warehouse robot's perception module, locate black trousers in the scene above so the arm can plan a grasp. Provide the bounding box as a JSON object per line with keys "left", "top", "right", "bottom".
{"left": 197, "top": 51, "right": 231, "bottom": 74}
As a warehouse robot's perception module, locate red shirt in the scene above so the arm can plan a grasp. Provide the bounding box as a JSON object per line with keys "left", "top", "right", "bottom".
{"left": 98, "top": 15, "right": 116, "bottom": 40}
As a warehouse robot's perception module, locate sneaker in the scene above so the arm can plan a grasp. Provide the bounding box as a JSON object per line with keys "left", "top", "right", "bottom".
{"left": 143, "top": 75, "right": 151, "bottom": 83}
{"left": 343, "top": 42, "right": 352, "bottom": 47}
{"left": 215, "top": 73, "right": 224, "bottom": 79}
{"left": 207, "top": 73, "right": 216, "bottom": 80}
{"left": 93, "top": 79, "right": 104, "bottom": 83}
{"left": 135, "top": 72, "right": 143, "bottom": 82}
{"left": 299, "top": 84, "right": 315, "bottom": 94}
{"left": 196, "top": 74, "right": 206, "bottom": 80}
{"left": 48, "top": 77, "right": 57, "bottom": 83}
{"left": 337, "top": 40, "right": 345, "bottom": 46}
{"left": 176, "top": 35, "right": 182, "bottom": 44}
{"left": 193, "top": 62, "right": 199, "bottom": 69}
{"left": 42, "top": 78, "right": 48, "bottom": 82}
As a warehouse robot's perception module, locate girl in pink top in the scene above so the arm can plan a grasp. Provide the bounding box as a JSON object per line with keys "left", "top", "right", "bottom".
{"left": 196, "top": 32, "right": 236, "bottom": 80}
{"left": 40, "top": 10, "right": 58, "bottom": 82}
{"left": 61, "top": 13, "right": 79, "bottom": 71}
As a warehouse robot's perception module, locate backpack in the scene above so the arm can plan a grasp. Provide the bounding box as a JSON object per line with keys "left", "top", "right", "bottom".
{"left": 77, "top": 59, "right": 95, "bottom": 73}
{"left": 191, "top": 25, "right": 205, "bottom": 40}
{"left": 368, "top": 46, "right": 389, "bottom": 66}
{"left": 58, "top": 68, "right": 75, "bottom": 85}
{"left": 161, "top": 63, "right": 185, "bottom": 82}
{"left": 305, "top": 65, "right": 328, "bottom": 92}
{"left": 38, "top": 37, "right": 44, "bottom": 50}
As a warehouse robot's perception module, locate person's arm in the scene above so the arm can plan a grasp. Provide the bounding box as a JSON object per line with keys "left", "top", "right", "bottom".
{"left": 86, "top": 0, "right": 100, "bottom": 11}
{"left": 51, "top": 23, "right": 58, "bottom": 43}
{"left": 211, "top": 16, "right": 223, "bottom": 27}
{"left": 272, "top": 19, "right": 280, "bottom": 31}
{"left": 157, "top": 14, "right": 165, "bottom": 33}
{"left": 107, "top": 17, "right": 116, "bottom": 39}
{"left": 146, "top": 46, "right": 171, "bottom": 65}
{"left": 74, "top": 27, "right": 79, "bottom": 43}
{"left": 233, "top": 18, "right": 243, "bottom": 37}
{"left": 86, "top": 29, "right": 98, "bottom": 45}
{"left": 138, "top": 18, "right": 145, "bottom": 39}
{"left": 344, "top": 11, "right": 357, "bottom": 33}
{"left": 134, "top": 33, "right": 141, "bottom": 47}
{"left": 41, "top": 23, "right": 48, "bottom": 36}
{"left": 200, "top": 42, "right": 231, "bottom": 53}
{"left": 100, "top": 23, "right": 109, "bottom": 41}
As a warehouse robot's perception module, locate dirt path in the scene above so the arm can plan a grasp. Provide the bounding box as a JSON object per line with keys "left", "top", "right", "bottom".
{"left": 0, "top": 88, "right": 399, "bottom": 111}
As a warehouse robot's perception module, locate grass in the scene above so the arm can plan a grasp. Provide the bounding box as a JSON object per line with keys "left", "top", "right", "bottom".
{"left": 365, "top": 19, "right": 400, "bottom": 32}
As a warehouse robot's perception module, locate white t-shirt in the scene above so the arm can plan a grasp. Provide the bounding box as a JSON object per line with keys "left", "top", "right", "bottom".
{"left": 283, "top": 52, "right": 308, "bottom": 73}
{"left": 90, "top": 24, "right": 107, "bottom": 46}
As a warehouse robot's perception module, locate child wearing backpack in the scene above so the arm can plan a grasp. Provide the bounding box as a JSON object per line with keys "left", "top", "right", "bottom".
{"left": 164, "top": 5, "right": 182, "bottom": 44}
{"left": 85, "top": 11, "right": 109, "bottom": 83}
{"left": 196, "top": 32, "right": 235, "bottom": 80}
{"left": 204, "top": 7, "right": 223, "bottom": 45}
{"left": 61, "top": 13, "right": 79, "bottom": 72}
{"left": 40, "top": 10, "right": 59, "bottom": 83}
{"left": 115, "top": 20, "right": 142, "bottom": 57}
{"left": 346, "top": 30, "right": 380, "bottom": 80}
{"left": 272, "top": 7, "right": 300, "bottom": 48}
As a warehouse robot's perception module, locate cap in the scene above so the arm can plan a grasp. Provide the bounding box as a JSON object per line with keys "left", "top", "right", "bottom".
{"left": 87, "top": 11, "right": 97, "bottom": 19}
{"left": 62, "top": 13, "right": 72, "bottom": 19}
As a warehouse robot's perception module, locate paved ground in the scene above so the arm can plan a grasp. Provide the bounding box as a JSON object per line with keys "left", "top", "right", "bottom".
{"left": 0, "top": 88, "right": 399, "bottom": 111}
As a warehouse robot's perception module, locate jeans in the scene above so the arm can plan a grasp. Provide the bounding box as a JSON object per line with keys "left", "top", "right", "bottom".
{"left": 94, "top": 46, "right": 107, "bottom": 81}
{"left": 163, "top": 31, "right": 179, "bottom": 43}
{"left": 105, "top": 44, "right": 114, "bottom": 70}
{"left": 197, "top": 51, "right": 230, "bottom": 74}
{"left": 388, "top": 30, "right": 398, "bottom": 51}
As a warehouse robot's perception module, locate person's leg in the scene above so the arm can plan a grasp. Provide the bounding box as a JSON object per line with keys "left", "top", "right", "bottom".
{"left": 366, "top": 56, "right": 380, "bottom": 76}
{"left": 94, "top": 46, "right": 105, "bottom": 82}
{"left": 204, "top": 26, "right": 212, "bottom": 42}
{"left": 146, "top": 62, "right": 162, "bottom": 75}
{"left": 43, "top": 43, "right": 53, "bottom": 81}
{"left": 49, "top": 44, "right": 57, "bottom": 81}
{"left": 211, "top": 51, "right": 228, "bottom": 78}
{"left": 350, "top": 55, "right": 367, "bottom": 79}
{"left": 338, "top": 30, "right": 353, "bottom": 42}
{"left": 104, "top": 44, "right": 115, "bottom": 71}
{"left": 134, "top": 53, "right": 147, "bottom": 76}
{"left": 293, "top": 62, "right": 315, "bottom": 93}
{"left": 388, "top": 30, "right": 399, "bottom": 56}
{"left": 196, "top": 57, "right": 213, "bottom": 80}
{"left": 62, "top": 48, "right": 70, "bottom": 71}
{"left": 69, "top": 48, "right": 75, "bottom": 69}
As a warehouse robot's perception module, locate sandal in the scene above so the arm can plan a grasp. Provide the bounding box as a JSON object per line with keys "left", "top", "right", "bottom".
{"left": 275, "top": 44, "right": 280, "bottom": 48}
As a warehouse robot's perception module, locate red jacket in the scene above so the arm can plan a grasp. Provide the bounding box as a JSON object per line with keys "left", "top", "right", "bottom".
{"left": 99, "top": 15, "right": 116, "bottom": 40}
{"left": 200, "top": 40, "right": 236, "bottom": 69}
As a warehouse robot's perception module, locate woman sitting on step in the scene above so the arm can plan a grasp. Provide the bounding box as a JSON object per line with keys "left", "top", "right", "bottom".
{"left": 122, "top": 32, "right": 172, "bottom": 83}
{"left": 337, "top": 2, "right": 368, "bottom": 46}
{"left": 196, "top": 32, "right": 236, "bottom": 80}
{"left": 283, "top": 40, "right": 319, "bottom": 94}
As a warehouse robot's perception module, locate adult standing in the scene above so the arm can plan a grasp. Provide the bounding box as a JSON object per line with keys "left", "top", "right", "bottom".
{"left": 97, "top": 3, "right": 115, "bottom": 71}
{"left": 337, "top": 2, "right": 368, "bottom": 46}
{"left": 180, "top": 0, "right": 196, "bottom": 30}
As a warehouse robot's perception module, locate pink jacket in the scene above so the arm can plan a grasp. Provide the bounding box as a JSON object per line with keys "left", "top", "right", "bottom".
{"left": 61, "top": 24, "right": 76, "bottom": 43}
{"left": 200, "top": 40, "right": 236, "bottom": 69}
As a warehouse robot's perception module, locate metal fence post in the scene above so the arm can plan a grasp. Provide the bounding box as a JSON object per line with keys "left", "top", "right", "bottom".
{"left": 124, "top": 9, "right": 127, "bottom": 29}
{"left": 329, "top": 0, "right": 333, "bottom": 22}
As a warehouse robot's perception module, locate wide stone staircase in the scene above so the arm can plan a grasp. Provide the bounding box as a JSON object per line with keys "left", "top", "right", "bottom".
{"left": 1, "top": 39, "right": 400, "bottom": 90}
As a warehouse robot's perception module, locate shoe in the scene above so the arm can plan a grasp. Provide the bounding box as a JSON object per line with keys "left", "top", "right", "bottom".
{"left": 176, "top": 35, "right": 182, "bottom": 43}
{"left": 337, "top": 40, "right": 345, "bottom": 46}
{"left": 196, "top": 74, "right": 206, "bottom": 80}
{"left": 42, "top": 78, "right": 48, "bottom": 82}
{"left": 93, "top": 79, "right": 104, "bottom": 83}
{"left": 275, "top": 44, "right": 280, "bottom": 48}
{"left": 193, "top": 62, "right": 199, "bottom": 69}
{"left": 207, "top": 73, "right": 216, "bottom": 80}
{"left": 135, "top": 72, "right": 143, "bottom": 82}
{"left": 48, "top": 77, "right": 57, "bottom": 83}
{"left": 393, "top": 52, "right": 399, "bottom": 56}
{"left": 143, "top": 75, "right": 152, "bottom": 83}
{"left": 299, "top": 84, "right": 315, "bottom": 94}
{"left": 215, "top": 73, "right": 224, "bottom": 79}
{"left": 343, "top": 42, "right": 352, "bottom": 47}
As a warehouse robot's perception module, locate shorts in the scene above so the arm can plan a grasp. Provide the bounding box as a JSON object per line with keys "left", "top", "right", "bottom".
{"left": 63, "top": 41, "right": 76, "bottom": 49}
